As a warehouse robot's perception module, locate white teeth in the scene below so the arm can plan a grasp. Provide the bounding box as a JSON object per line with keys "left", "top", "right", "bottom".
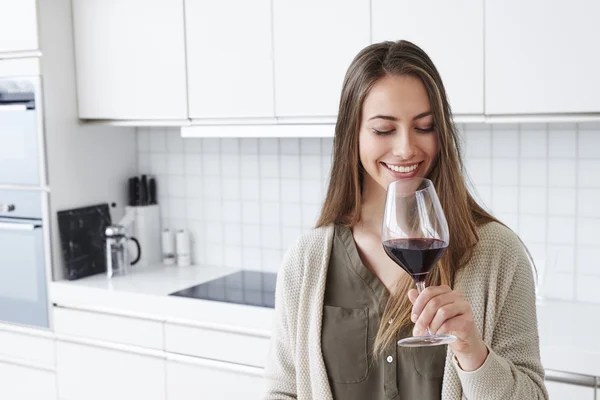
{"left": 385, "top": 163, "right": 419, "bottom": 173}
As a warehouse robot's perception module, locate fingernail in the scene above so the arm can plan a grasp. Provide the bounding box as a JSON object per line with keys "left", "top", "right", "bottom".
{"left": 411, "top": 313, "right": 418, "bottom": 322}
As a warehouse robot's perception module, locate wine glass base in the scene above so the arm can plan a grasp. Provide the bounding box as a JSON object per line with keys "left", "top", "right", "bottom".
{"left": 397, "top": 334, "right": 457, "bottom": 347}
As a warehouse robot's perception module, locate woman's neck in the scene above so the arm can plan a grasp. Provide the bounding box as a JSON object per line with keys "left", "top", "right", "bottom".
{"left": 357, "top": 177, "right": 386, "bottom": 234}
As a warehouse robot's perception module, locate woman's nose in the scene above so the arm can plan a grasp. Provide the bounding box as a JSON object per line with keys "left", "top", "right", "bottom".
{"left": 391, "top": 130, "right": 416, "bottom": 160}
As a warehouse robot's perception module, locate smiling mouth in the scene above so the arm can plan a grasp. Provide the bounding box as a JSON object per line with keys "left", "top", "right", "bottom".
{"left": 382, "top": 162, "right": 421, "bottom": 173}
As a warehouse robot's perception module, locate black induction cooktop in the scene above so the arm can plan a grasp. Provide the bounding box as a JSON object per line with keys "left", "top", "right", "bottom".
{"left": 169, "top": 270, "right": 277, "bottom": 308}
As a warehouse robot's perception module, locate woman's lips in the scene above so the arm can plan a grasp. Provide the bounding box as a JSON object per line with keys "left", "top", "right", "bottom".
{"left": 381, "top": 161, "right": 422, "bottom": 179}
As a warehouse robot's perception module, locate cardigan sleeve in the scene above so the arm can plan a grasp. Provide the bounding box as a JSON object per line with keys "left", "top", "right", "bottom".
{"left": 454, "top": 233, "right": 548, "bottom": 399}
{"left": 263, "top": 255, "right": 298, "bottom": 399}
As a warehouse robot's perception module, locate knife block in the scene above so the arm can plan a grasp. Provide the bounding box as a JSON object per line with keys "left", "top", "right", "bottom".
{"left": 125, "top": 204, "right": 161, "bottom": 267}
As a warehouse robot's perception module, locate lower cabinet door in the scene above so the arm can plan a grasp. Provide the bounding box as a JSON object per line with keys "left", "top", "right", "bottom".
{"left": 56, "top": 340, "right": 165, "bottom": 400}
{"left": 0, "top": 360, "right": 56, "bottom": 400}
{"left": 167, "top": 355, "right": 264, "bottom": 400}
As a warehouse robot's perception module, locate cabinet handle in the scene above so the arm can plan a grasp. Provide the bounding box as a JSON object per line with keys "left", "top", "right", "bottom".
{"left": 0, "top": 204, "right": 15, "bottom": 212}
{"left": 545, "top": 369, "right": 597, "bottom": 388}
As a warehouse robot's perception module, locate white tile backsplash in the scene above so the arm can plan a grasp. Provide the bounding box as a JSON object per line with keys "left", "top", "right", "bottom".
{"left": 492, "top": 159, "right": 520, "bottom": 186}
{"left": 520, "top": 128, "right": 547, "bottom": 158}
{"left": 465, "top": 159, "right": 491, "bottom": 185}
{"left": 519, "top": 187, "right": 546, "bottom": 215}
{"left": 578, "top": 189, "right": 600, "bottom": 218}
{"left": 578, "top": 160, "right": 600, "bottom": 188}
{"left": 492, "top": 128, "right": 519, "bottom": 157}
{"left": 546, "top": 245, "right": 575, "bottom": 273}
{"left": 548, "top": 159, "right": 576, "bottom": 187}
{"left": 548, "top": 127, "right": 577, "bottom": 158}
{"left": 576, "top": 275, "right": 600, "bottom": 303}
{"left": 149, "top": 129, "right": 167, "bottom": 152}
{"left": 140, "top": 124, "right": 600, "bottom": 303}
{"left": 547, "top": 216, "right": 576, "bottom": 245}
{"left": 520, "top": 159, "right": 547, "bottom": 186}
{"left": 465, "top": 128, "right": 491, "bottom": 158}
{"left": 576, "top": 246, "right": 600, "bottom": 275}
{"left": 548, "top": 187, "right": 576, "bottom": 216}
{"left": 492, "top": 186, "right": 519, "bottom": 213}
{"left": 280, "top": 138, "right": 300, "bottom": 154}
{"left": 578, "top": 130, "right": 600, "bottom": 159}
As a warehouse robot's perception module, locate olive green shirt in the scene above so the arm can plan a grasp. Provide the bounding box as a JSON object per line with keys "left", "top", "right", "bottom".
{"left": 321, "top": 225, "right": 446, "bottom": 399}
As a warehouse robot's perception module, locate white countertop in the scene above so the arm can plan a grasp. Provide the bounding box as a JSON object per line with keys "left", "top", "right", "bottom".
{"left": 50, "top": 264, "right": 274, "bottom": 335}
{"left": 50, "top": 264, "right": 600, "bottom": 376}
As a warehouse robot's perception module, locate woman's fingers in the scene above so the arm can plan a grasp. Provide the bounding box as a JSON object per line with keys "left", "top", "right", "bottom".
{"left": 410, "top": 284, "right": 452, "bottom": 317}
{"left": 408, "top": 289, "right": 418, "bottom": 305}
{"left": 428, "top": 300, "right": 470, "bottom": 334}
{"left": 412, "top": 290, "right": 461, "bottom": 335}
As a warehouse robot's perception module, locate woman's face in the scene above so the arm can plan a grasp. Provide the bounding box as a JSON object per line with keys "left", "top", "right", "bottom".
{"left": 359, "top": 74, "right": 440, "bottom": 194}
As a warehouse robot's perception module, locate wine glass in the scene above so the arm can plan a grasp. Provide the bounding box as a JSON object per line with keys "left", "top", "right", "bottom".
{"left": 382, "top": 177, "right": 456, "bottom": 347}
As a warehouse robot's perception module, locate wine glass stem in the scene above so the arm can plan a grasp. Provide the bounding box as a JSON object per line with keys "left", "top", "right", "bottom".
{"left": 415, "top": 280, "right": 433, "bottom": 336}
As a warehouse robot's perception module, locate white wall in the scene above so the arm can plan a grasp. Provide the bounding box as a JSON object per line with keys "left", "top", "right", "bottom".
{"left": 37, "top": 0, "right": 137, "bottom": 281}
{"left": 137, "top": 123, "right": 600, "bottom": 304}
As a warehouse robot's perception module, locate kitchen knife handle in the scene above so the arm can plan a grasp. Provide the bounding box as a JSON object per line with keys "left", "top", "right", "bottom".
{"left": 149, "top": 178, "right": 157, "bottom": 205}
{"left": 139, "top": 175, "right": 148, "bottom": 206}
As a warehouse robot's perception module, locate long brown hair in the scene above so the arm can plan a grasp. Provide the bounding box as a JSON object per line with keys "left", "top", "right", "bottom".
{"left": 316, "top": 40, "right": 500, "bottom": 353}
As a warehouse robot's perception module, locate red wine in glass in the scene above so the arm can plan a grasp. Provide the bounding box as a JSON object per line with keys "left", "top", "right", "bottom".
{"left": 382, "top": 238, "right": 447, "bottom": 283}
{"left": 382, "top": 177, "right": 456, "bottom": 347}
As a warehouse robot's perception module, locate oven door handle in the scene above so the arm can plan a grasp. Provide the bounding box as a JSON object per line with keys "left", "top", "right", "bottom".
{"left": 0, "top": 104, "right": 28, "bottom": 111}
{"left": 0, "top": 222, "right": 41, "bottom": 231}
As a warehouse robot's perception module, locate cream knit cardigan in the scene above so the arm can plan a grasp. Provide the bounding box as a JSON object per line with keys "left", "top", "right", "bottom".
{"left": 263, "top": 222, "right": 548, "bottom": 399}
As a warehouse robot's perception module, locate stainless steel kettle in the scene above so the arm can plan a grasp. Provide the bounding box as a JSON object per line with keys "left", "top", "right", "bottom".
{"left": 105, "top": 224, "right": 141, "bottom": 278}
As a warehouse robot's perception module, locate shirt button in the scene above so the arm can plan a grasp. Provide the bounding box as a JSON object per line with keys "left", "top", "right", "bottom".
{"left": 386, "top": 355, "right": 393, "bottom": 363}
{"left": 388, "top": 318, "right": 393, "bottom": 325}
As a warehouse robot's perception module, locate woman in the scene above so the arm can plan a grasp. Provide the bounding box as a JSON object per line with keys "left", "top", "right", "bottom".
{"left": 264, "top": 40, "right": 547, "bottom": 400}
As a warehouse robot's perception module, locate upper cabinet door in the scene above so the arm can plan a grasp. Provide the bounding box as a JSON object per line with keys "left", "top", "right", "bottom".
{"left": 185, "top": 0, "right": 274, "bottom": 119}
{"left": 273, "top": 0, "right": 371, "bottom": 118}
{"left": 0, "top": 0, "right": 38, "bottom": 53}
{"left": 486, "top": 0, "right": 600, "bottom": 114}
{"left": 72, "top": 0, "right": 187, "bottom": 120}
{"left": 372, "top": 0, "right": 484, "bottom": 115}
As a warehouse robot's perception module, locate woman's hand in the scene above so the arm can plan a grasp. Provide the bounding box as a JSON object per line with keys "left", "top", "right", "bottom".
{"left": 408, "top": 285, "right": 488, "bottom": 372}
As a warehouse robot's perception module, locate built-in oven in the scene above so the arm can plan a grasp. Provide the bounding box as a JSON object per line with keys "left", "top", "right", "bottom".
{"left": 0, "top": 65, "right": 49, "bottom": 329}
{"left": 0, "top": 75, "right": 45, "bottom": 187}
{"left": 0, "top": 190, "right": 48, "bottom": 328}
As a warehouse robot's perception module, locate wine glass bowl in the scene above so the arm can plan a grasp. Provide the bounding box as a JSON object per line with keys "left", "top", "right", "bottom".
{"left": 382, "top": 178, "right": 456, "bottom": 347}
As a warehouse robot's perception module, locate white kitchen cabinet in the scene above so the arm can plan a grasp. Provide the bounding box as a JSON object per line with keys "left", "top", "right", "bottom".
{"left": 0, "top": 0, "right": 38, "bottom": 54}
{"left": 273, "top": 0, "right": 370, "bottom": 118}
{"left": 372, "top": 0, "right": 484, "bottom": 115}
{"left": 71, "top": 0, "right": 187, "bottom": 120}
{"left": 0, "top": 325, "right": 55, "bottom": 366}
{"left": 164, "top": 322, "right": 270, "bottom": 368}
{"left": 0, "top": 361, "right": 56, "bottom": 400}
{"left": 545, "top": 380, "right": 595, "bottom": 399}
{"left": 53, "top": 306, "right": 164, "bottom": 350}
{"left": 55, "top": 340, "right": 165, "bottom": 400}
{"left": 167, "top": 355, "right": 264, "bottom": 400}
{"left": 185, "top": 0, "right": 274, "bottom": 120}
{"left": 485, "top": 0, "right": 600, "bottom": 115}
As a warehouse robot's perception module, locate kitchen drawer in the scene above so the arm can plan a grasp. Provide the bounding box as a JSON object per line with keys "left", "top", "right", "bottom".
{"left": 0, "top": 361, "right": 57, "bottom": 400}
{"left": 167, "top": 354, "right": 263, "bottom": 400}
{"left": 164, "top": 322, "right": 270, "bottom": 368}
{"left": 56, "top": 340, "right": 165, "bottom": 400}
{"left": 53, "top": 307, "right": 163, "bottom": 350}
{"left": 0, "top": 190, "right": 42, "bottom": 219}
{"left": 0, "top": 323, "right": 55, "bottom": 367}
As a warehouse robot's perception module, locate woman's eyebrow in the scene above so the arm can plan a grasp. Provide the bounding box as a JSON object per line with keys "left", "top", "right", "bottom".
{"left": 368, "top": 111, "right": 432, "bottom": 121}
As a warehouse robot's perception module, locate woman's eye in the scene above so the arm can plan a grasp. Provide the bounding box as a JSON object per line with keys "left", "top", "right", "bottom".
{"left": 373, "top": 128, "right": 394, "bottom": 135}
{"left": 415, "top": 126, "right": 435, "bottom": 133}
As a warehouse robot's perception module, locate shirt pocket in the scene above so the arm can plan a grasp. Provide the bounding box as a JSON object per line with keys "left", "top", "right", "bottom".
{"left": 409, "top": 344, "right": 447, "bottom": 380}
{"left": 321, "top": 305, "right": 369, "bottom": 384}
